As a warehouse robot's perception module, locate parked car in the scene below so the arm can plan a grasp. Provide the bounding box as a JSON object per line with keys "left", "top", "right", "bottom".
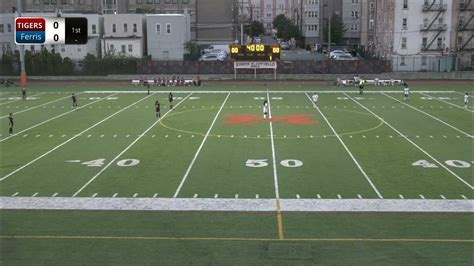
{"left": 254, "top": 37, "right": 262, "bottom": 44}
{"left": 203, "top": 45, "right": 230, "bottom": 55}
{"left": 280, "top": 41, "right": 290, "bottom": 50}
{"left": 329, "top": 50, "right": 347, "bottom": 57}
{"left": 199, "top": 53, "right": 226, "bottom": 61}
{"left": 332, "top": 54, "right": 357, "bottom": 60}
{"left": 207, "top": 49, "right": 227, "bottom": 58}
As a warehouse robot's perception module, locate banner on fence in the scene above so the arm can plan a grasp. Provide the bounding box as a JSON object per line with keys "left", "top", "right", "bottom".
{"left": 234, "top": 62, "right": 277, "bottom": 69}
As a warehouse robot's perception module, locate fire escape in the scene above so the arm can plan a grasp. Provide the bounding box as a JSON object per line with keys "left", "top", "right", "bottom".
{"left": 458, "top": 0, "right": 474, "bottom": 51}
{"left": 420, "top": 0, "right": 447, "bottom": 51}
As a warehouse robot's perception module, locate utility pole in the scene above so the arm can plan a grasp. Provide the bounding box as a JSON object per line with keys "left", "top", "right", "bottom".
{"left": 240, "top": 0, "right": 244, "bottom": 44}
{"left": 17, "top": 0, "right": 27, "bottom": 85}
{"left": 323, "top": 1, "right": 332, "bottom": 57}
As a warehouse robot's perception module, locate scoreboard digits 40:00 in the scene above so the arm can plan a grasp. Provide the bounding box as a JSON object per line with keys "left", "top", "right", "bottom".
{"left": 15, "top": 17, "right": 88, "bottom": 45}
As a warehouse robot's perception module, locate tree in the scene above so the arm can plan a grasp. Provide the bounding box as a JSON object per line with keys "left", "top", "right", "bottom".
{"left": 183, "top": 41, "right": 200, "bottom": 60}
{"left": 245, "top": 21, "right": 264, "bottom": 37}
{"left": 272, "top": 14, "right": 301, "bottom": 41}
{"left": 322, "top": 14, "right": 347, "bottom": 45}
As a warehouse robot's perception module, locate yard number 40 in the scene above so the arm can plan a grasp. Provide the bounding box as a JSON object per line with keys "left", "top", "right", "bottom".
{"left": 246, "top": 159, "right": 303, "bottom": 168}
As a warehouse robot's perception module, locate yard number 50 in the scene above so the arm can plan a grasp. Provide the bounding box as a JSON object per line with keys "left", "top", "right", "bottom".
{"left": 246, "top": 159, "right": 303, "bottom": 168}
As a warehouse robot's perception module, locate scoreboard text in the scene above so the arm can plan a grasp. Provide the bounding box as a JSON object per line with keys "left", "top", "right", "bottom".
{"left": 230, "top": 44, "right": 280, "bottom": 61}
{"left": 15, "top": 17, "right": 88, "bottom": 45}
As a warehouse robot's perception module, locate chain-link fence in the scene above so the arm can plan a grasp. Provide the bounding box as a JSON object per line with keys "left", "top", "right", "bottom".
{"left": 391, "top": 54, "right": 473, "bottom": 72}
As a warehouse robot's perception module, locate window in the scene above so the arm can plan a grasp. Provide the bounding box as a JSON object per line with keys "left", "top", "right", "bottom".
{"left": 166, "top": 23, "right": 171, "bottom": 34}
{"left": 133, "top": 24, "right": 137, "bottom": 33}
{"left": 147, "top": 0, "right": 153, "bottom": 3}
{"left": 421, "top": 56, "right": 427, "bottom": 66}
{"left": 124, "top": 23, "right": 128, "bottom": 33}
{"left": 165, "top": 0, "right": 170, "bottom": 3}
{"left": 7, "top": 24, "right": 11, "bottom": 32}
{"left": 422, "top": 37, "right": 427, "bottom": 48}
{"left": 352, "top": 0, "right": 359, "bottom": 3}
{"left": 0, "top": 24, "right": 3, "bottom": 33}
{"left": 401, "top": 37, "right": 407, "bottom": 49}
{"left": 266, "top": 13, "right": 272, "bottom": 18}
{"left": 62, "top": 0, "right": 67, "bottom": 4}
{"left": 351, "top": 11, "right": 359, "bottom": 18}
{"left": 34, "top": 0, "right": 40, "bottom": 4}
{"left": 423, "top": 18, "right": 428, "bottom": 27}
{"left": 128, "top": 44, "right": 133, "bottom": 52}
{"left": 172, "top": 0, "right": 178, "bottom": 3}
{"left": 402, "top": 18, "right": 407, "bottom": 30}
{"left": 155, "top": 0, "right": 160, "bottom": 3}
{"left": 403, "top": 0, "right": 408, "bottom": 9}
{"left": 109, "top": 44, "right": 114, "bottom": 51}
{"left": 112, "top": 24, "right": 116, "bottom": 33}
{"left": 437, "top": 37, "right": 443, "bottom": 48}
{"left": 457, "top": 36, "right": 463, "bottom": 47}
{"left": 156, "top": 23, "right": 161, "bottom": 34}
{"left": 121, "top": 45, "right": 126, "bottom": 53}
{"left": 266, "top": 4, "right": 271, "bottom": 8}
{"left": 400, "top": 56, "right": 406, "bottom": 66}
{"left": 61, "top": 45, "right": 66, "bottom": 52}
{"left": 137, "top": 0, "right": 142, "bottom": 3}
{"left": 51, "top": 0, "right": 57, "bottom": 4}
{"left": 92, "top": 24, "right": 97, "bottom": 34}
{"left": 183, "top": 0, "right": 189, "bottom": 3}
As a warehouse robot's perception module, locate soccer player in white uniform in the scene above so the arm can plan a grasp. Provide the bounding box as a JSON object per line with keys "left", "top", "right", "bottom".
{"left": 263, "top": 100, "right": 269, "bottom": 119}
{"left": 464, "top": 93, "right": 469, "bottom": 108}
{"left": 403, "top": 84, "right": 410, "bottom": 101}
{"left": 312, "top": 94, "right": 319, "bottom": 105}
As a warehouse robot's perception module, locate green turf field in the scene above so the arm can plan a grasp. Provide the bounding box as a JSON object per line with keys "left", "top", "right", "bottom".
{"left": 0, "top": 84, "right": 473, "bottom": 264}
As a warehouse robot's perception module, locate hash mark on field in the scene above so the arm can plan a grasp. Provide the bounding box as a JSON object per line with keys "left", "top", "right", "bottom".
{"left": 11, "top": 192, "right": 19, "bottom": 197}
{"left": 49, "top": 135, "right": 53, "bottom": 138}
{"left": 337, "top": 194, "right": 342, "bottom": 199}
{"left": 133, "top": 193, "right": 138, "bottom": 198}
{"left": 235, "top": 194, "right": 239, "bottom": 198}
{"left": 357, "top": 194, "right": 363, "bottom": 199}
{"left": 399, "top": 194, "right": 404, "bottom": 199}
{"left": 87, "top": 135, "right": 92, "bottom": 138}
{"left": 214, "top": 194, "right": 219, "bottom": 198}
{"left": 32, "top": 192, "right": 38, "bottom": 197}
{"left": 152, "top": 135, "right": 155, "bottom": 138}
{"left": 296, "top": 194, "right": 300, "bottom": 199}
{"left": 256, "top": 194, "right": 260, "bottom": 199}
{"left": 126, "top": 135, "right": 130, "bottom": 138}
{"left": 153, "top": 193, "right": 158, "bottom": 198}
{"left": 440, "top": 195, "right": 446, "bottom": 199}
{"left": 193, "top": 194, "right": 198, "bottom": 198}
{"left": 461, "top": 195, "right": 467, "bottom": 199}
{"left": 100, "top": 135, "right": 104, "bottom": 138}
{"left": 52, "top": 193, "right": 58, "bottom": 197}
{"left": 456, "top": 136, "right": 460, "bottom": 138}
{"left": 419, "top": 195, "right": 425, "bottom": 199}
{"left": 112, "top": 193, "right": 118, "bottom": 198}
{"left": 92, "top": 193, "right": 97, "bottom": 198}
{"left": 165, "top": 135, "right": 168, "bottom": 138}
{"left": 23, "top": 134, "right": 27, "bottom": 138}
{"left": 317, "top": 194, "right": 321, "bottom": 199}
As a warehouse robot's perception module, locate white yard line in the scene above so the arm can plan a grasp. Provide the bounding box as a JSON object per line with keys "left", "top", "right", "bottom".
{"left": 0, "top": 93, "right": 116, "bottom": 142}
{"left": 172, "top": 93, "right": 230, "bottom": 198}
{"left": 455, "top": 91, "right": 473, "bottom": 98}
{"left": 73, "top": 94, "right": 193, "bottom": 197}
{"left": 1, "top": 197, "right": 472, "bottom": 213}
{"left": 345, "top": 93, "right": 474, "bottom": 190}
{"left": 267, "top": 91, "right": 281, "bottom": 199}
{"left": 419, "top": 92, "right": 474, "bottom": 113}
{"left": 0, "top": 94, "right": 154, "bottom": 182}
{"left": 85, "top": 90, "right": 456, "bottom": 94}
{"left": 305, "top": 93, "right": 383, "bottom": 198}
{"left": 0, "top": 92, "right": 49, "bottom": 106}
{"left": 382, "top": 93, "right": 473, "bottom": 138}
{"left": 0, "top": 93, "right": 84, "bottom": 119}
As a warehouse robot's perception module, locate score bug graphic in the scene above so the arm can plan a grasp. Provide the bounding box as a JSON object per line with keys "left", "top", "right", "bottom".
{"left": 15, "top": 17, "right": 88, "bottom": 45}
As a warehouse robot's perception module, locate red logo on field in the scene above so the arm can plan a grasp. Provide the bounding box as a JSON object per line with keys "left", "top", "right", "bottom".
{"left": 224, "top": 114, "right": 319, "bottom": 125}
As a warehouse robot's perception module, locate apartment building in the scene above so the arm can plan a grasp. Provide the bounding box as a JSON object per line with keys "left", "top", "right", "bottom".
{"left": 146, "top": 14, "right": 190, "bottom": 60}
{"left": 360, "top": 0, "right": 376, "bottom": 54}
{"left": 102, "top": 14, "right": 144, "bottom": 57}
{"left": 249, "top": 0, "right": 292, "bottom": 31}
{"left": 341, "top": 0, "right": 361, "bottom": 45}
{"left": 195, "top": 0, "right": 234, "bottom": 44}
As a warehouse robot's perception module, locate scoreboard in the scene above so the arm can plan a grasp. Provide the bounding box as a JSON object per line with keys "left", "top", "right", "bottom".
{"left": 15, "top": 17, "right": 88, "bottom": 45}
{"left": 230, "top": 44, "right": 280, "bottom": 61}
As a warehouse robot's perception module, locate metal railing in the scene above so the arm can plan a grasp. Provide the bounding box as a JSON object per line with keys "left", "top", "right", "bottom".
{"left": 420, "top": 24, "right": 447, "bottom": 31}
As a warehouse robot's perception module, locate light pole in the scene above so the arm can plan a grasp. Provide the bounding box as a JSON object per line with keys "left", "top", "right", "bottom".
{"left": 17, "top": 0, "right": 27, "bottom": 85}
{"left": 323, "top": 1, "right": 331, "bottom": 57}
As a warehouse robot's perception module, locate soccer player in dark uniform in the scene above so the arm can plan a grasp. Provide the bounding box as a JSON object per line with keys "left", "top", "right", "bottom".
{"left": 168, "top": 92, "right": 174, "bottom": 109}
{"left": 72, "top": 93, "right": 78, "bottom": 108}
{"left": 147, "top": 82, "right": 151, "bottom": 95}
{"left": 155, "top": 100, "right": 161, "bottom": 118}
{"left": 21, "top": 88, "right": 26, "bottom": 100}
{"left": 8, "top": 113, "right": 14, "bottom": 135}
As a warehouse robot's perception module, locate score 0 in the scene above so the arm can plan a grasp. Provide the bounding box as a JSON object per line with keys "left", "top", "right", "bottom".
{"left": 45, "top": 17, "right": 66, "bottom": 44}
